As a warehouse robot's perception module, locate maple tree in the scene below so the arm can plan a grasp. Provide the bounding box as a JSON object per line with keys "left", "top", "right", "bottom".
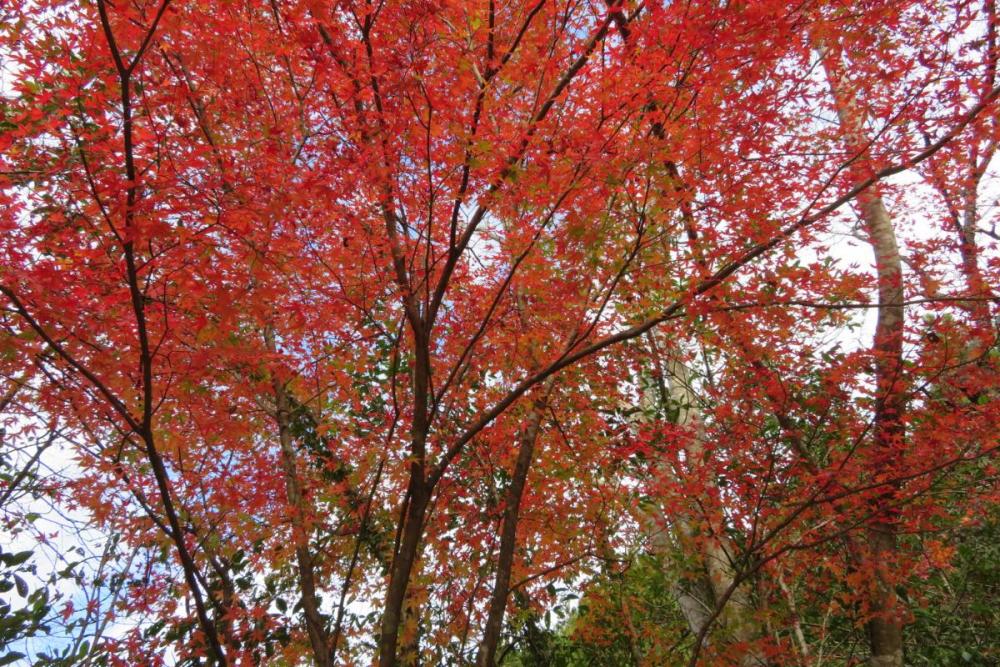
{"left": 1, "top": 0, "right": 998, "bottom": 665}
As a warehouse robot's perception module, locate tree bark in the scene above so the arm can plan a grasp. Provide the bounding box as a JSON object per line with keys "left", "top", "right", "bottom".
{"left": 643, "top": 334, "right": 762, "bottom": 665}
{"left": 377, "top": 246, "right": 433, "bottom": 666}
{"left": 475, "top": 382, "right": 553, "bottom": 667}
{"left": 819, "top": 41, "right": 906, "bottom": 667}
{"left": 379, "top": 476, "right": 431, "bottom": 667}
{"left": 666, "top": 355, "right": 761, "bottom": 666}
{"left": 266, "top": 327, "right": 333, "bottom": 667}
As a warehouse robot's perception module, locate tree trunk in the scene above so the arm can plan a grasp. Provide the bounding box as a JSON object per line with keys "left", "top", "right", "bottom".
{"left": 274, "top": 388, "right": 333, "bottom": 666}
{"left": 378, "top": 292, "right": 434, "bottom": 666}
{"left": 643, "top": 334, "right": 762, "bottom": 665}
{"left": 379, "top": 472, "right": 431, "bottom": 667}
{"left": 666, "top": 355, "right": 761, "bottom": 666}
{"left": 819, "top": 41, "right": 906, "bottom": 667}
{"left": 476, "top": 382, "right": 553, "bottom": 666}
{"left": 266, "top": 328, "right": 333, "bottom": 667}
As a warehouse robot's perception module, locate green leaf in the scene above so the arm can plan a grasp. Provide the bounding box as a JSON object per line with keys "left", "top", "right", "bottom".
{"left": 13, "top": 574, "right": 27, "bottom": 598}
{"left": 0, "top": 551, "right": 31, "bottom": 567}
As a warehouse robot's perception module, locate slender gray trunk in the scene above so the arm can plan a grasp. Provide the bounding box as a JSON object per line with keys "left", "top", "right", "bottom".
{"left": 642, "top": 335, "right": 762, "bottom": 665}
{"left": 819, "top": 41, "right": 906, "bottom": 667}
